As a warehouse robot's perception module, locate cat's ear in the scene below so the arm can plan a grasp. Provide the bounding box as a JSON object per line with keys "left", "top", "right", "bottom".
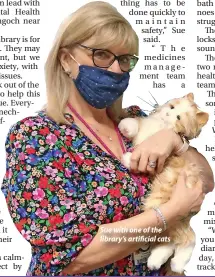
{"left": 196, "top": 112, "right": 209, "bottom": 127}
{"left": 184, "top": 93, "right": 194, "bottom": 101}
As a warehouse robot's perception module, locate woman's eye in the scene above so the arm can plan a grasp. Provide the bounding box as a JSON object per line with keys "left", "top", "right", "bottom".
{"left": 94, "top": 50, "right": 110, "bottom": 59}
{"left": 170, "top": 105, "right": 174, "bottom": 109}
{"left": 119, "top": 56, "right": 131, "bottom": 64}
{"left": 121, "top": 57, "right": 129, "bottom": 63}
{"left": 177, "top": 115, "right": 181, "bottom": 120}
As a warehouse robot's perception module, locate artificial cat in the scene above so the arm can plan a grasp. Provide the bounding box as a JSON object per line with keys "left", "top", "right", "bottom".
{"left": 118, "top": 93, "right": 209, "bottom": 274}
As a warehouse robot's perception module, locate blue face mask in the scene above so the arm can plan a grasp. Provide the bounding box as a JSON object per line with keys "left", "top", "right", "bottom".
{"left": 69, "top": 55, "right": 130, "bottom": 109}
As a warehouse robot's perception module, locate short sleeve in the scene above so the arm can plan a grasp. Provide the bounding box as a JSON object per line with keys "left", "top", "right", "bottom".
{"left": 121, "top": 105, "right": 147, "bottom": 119}
{"left": 1, "top": 118, "right": 99, "bottom": 275}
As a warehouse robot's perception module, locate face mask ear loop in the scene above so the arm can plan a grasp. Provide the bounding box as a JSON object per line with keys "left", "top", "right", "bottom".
{"left": 68, "top": 54, "right": 81, "bottom": 80}
{"left": 69, "top": 54, "right": 81, "bottom": 66}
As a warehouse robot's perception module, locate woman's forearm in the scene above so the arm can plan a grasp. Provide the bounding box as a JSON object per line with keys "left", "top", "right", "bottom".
{"left": 63, "top": 201, "right": 179, "bottom": 274}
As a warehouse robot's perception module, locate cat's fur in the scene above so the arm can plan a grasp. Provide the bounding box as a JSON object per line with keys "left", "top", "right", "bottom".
{"left": 118, "top": 93, "right": 209, "bottom": 274}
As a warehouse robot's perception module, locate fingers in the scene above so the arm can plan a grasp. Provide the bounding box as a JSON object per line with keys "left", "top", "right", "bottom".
{"left": 176, "top": 171, "right": 187, "bottom": 186}
{"left": 129, "top": 150, "right": 141, "bottom": 173}
{"left": 188, "top": 185, "right": 205, "bottom": 213}
{"left": 145, "top": 154, "right": 158, "bottom": 175}
{"left": 129, "top": 151, "right": 167, "bottom": 175}
{"left": 130, "top": 150, "right": 159, "bottom": 174}
{"left": 129, "top": 146, "right": 169, "bottom": 175}
{"left": 194, "top": 191, "right": 206, "bottom": 206}
{"left": 156, "top": 156, "right": 166, "bottom": 174}
{"left": 190, "top": 193, "right": 206, "bottom": 212}
{"left": 202, "top": 183, "right": 209, "bottom": 194}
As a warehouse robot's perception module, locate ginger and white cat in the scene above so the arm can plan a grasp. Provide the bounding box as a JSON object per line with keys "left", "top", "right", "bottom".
{"left": 118, "top": 93, "right": 209, "bottom": 274}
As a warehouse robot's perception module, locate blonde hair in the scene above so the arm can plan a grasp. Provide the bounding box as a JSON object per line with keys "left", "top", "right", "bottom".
{"left": 45, "top": 1, "right": 139, "bottom": 124}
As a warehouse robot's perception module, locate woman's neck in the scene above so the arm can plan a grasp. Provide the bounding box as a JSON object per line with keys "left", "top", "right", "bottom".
{"left": 66, "top": 88, "right": 111, "bottom": 125}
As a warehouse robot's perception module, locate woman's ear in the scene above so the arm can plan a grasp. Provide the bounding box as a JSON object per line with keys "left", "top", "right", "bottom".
{"left": 58, "top": 48, "right": 71, "bottom": 72}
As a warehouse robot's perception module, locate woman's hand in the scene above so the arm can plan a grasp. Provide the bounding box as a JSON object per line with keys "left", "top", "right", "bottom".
{"left": 182, "top": 147, "right": 214, "bottom": 193}
{"left": 129, "top": 128, "right": 182, "bottom": 175}
{"left": 168, "top": 171, "right": 205, "bottom": 217}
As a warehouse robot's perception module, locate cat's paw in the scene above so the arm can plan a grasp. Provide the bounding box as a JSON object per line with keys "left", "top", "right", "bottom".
{"left": 121, "top": 152, "right": 132, "bottom": 169}
{"left": 147, "top": 244, "right": 174, "bottom": 270}
{"left": 147, "top": 253, "right": 168, "bottom": 270}
{"left": 170, "top": 243, "right": 194, "bottom": 273}
{"left": 118, "top": 118, "right": 139, "bottom": 138}
{"left": 170, "top": 257, "right": 186, "bottom": 274}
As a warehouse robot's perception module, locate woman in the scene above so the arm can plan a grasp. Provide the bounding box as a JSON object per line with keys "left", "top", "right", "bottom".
{"left": 1, "top": 1, "right": 213, "bottom": 276}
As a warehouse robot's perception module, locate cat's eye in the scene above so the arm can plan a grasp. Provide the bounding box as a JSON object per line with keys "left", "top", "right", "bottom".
{"left": 177, "top": 115, "right": 181, "bottom": 120}
{"left": 170, "top": 105, "right": 174, "bottom": 109}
